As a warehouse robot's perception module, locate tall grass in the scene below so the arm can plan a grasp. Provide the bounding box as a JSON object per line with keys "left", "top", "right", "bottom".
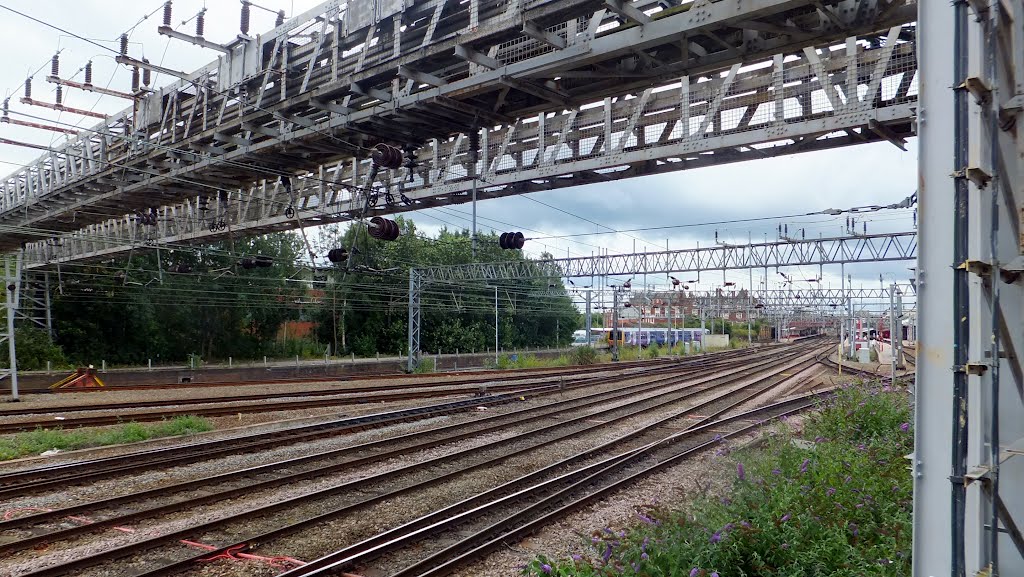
{"left": 0, "top": 415, "right": 214, "bottom": 461}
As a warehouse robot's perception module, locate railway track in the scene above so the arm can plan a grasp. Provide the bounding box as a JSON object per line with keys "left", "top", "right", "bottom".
{"left": 34, "top": 356, "right": 689, "bottom": 394}
{"left": 1, "top": 344, "right": 828, "bottom": 576}
{"left": 281, "top": 388, "right": 832, "bottom": 577}
{"left": 0, "top": 349, "right": 768, "bottom": 433}
{"left": 0, "top": 348, "right": 775, "bottom": 496}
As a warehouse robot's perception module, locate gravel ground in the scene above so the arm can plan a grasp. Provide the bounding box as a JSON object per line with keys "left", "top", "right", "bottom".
{"left": 444, "top": 427, "right": 788, "bottom": 577}
{"left": 3, "top": 370, "right": 707, "bottom": 576}
{"left": 0, "top": 366, "right": 668, "bottom": 471}
{"left": 0, "top": 354, "right": 791, "bottom": 577}
{"left": 1, "top": 365, "right": 657, "bottom": 412}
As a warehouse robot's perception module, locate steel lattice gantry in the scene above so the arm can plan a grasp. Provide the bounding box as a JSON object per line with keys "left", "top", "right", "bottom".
{"left": 0, "top": 0, "right": 918, "bottom": 267}
{"left": 405, "top": 231, "right": 916, "bottom": 369}
{"left": 916, "top": 1, "right": 1024, "bottom": 576}
{"left": 414, "top": 231, "right": 918, "bottom": 282}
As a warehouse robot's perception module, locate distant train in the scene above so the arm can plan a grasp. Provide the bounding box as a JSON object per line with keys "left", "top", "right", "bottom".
{"left": 571, "top": 327, "right": 708, "bottom": 348}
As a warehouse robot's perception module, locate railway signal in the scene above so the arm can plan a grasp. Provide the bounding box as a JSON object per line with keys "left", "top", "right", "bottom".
{"left": 498, "top": 232, "right": 525, "bottom": 250}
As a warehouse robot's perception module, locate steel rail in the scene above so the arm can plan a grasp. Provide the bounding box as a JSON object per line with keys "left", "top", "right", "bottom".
{"left": 9, "top": 345, "right": 824, "bottom": 576}
{"left": 0, "top": 351, "right": 760, "bottom": 495}
{"left": 278, "top": 357, "right": 832, "bottom": 577}
{"left": 0, "top": 351, "right": 785, "bottom": 549}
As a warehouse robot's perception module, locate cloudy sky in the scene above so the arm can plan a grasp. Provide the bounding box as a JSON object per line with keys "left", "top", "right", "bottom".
{"left": 0, "top": 0, "right": 918, "bottom": 309}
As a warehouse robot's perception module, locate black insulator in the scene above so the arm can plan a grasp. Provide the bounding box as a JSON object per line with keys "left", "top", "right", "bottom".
{"left": 240, "top": 1, "right": 251, "bottom": 34}
{"left": 24, "top": 77, "right": 31, "bottom": 99}
{"left": 196, "top": 9, "right": 205, "bottom": 37}
{"left": 163, "top": 1, "right": 172, "bottom": 27}
{"left": 84, "top": 61, "right": 93, "bottom": 85}
{"left": 327, "top": 248, "right": 349, "bottom": 263}
{"left": 499, "top": 231, "right": 525, "bottom": 250}
{"left": 370, "top": 143, "right": 403, "bottom": 169}
{"left": 276, "top": 9, "right": 285, "bottom": 26}
{"left": 368, "top": 217, "right": 400, "bottom": 241}
{"left": 55, "top": 85, "right": 62, "bottom": 105}
{"left": 51, "top": 54, "right": 59, "bottom": 77}
{"left": 119, "top": 34, "right": 129, "bottom": 56}
{"left": 132, "top": 67, "right": 140, "bottom": 92}
{"left": 142, "top": 60, "right": 151, "bottom": 86}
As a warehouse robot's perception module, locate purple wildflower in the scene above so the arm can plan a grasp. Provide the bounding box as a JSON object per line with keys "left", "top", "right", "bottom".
{"left": 713, "top": 434, "right": 723, "bottom": 442}
{"left": 827, "top": 487, "right": 836, "bottom": 497}
{"left": 849, "top": 522, "right": 859, "bottom": 537}
{"left": 814, "top": 436, "right": 825, "bottom": 443}
{"left": 690, "top": 569, "right": 700, "bottom": 577}
{"left": 845, "top": 475, "right": 852, "bottom": 484}
{"left": 722, "top": 523, "right": 735, "bottom": 532}
{"left": 781, "top": 543, "right": 790, "bottom": 550}
{"left": 800, "top": 459, "right": 810, "bottom": 473}
{"left": 720, "top": 496, "right": 731, "bottom": 505}
{"left": 737, "top": 462, "right": 746, "bottom": 481}
{"left": 602, "top": 544, "right": 612, "bottom": 563}
{"left": 740, "top": 520, "right": 752, "bottom": 529}
{"left": 900, "top": 422, "right": 910, "bottom": 432}
{"left": 636, "top": 512, "right": 657, "bottom": 525}
{"left": 780, "top": 513, "right": 791, "bottom": 522}
{"left": 641, "top": 552, "right": 650, "bottom": 561}
{"left": 572, "top": 554, "right": 582, "bottom": 561}
{"left": 541, "top": 564, "right": 552, "bottom": 574}
{"left": 771, "top": 468, "right": 782, "bottom": 475}
{"left": 709, "top": 531, "right": 722, "bottom": 544}
{"left": 712, "top": 572, "right": 720, "bottom": 577}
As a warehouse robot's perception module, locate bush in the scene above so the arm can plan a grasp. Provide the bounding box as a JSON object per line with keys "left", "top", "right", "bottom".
{"left": 413, "top": 357, "right": 435, "bottom": 374}
{"left": 524, "top": 384, "right": 913, "bottom": 577}
{"left": 645, "top": 344, "right": 660, "bottom": 359}
{"left": 569, "top": 346, "right": 599, "bottom": 366}
{"left": 1, "top": 327, "right": 67, "bottom": 370}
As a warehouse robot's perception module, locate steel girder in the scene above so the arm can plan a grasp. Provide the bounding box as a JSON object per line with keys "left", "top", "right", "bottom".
{"left": 413, "top": 231, "right": 917, "bottom": 283}
{"left": 0, "top": 0, "right": 917, "bottom": 266}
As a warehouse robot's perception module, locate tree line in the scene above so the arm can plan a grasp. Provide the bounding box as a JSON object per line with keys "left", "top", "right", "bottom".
{"left": 8, "top": 219, "right": 581, "bottom": 369}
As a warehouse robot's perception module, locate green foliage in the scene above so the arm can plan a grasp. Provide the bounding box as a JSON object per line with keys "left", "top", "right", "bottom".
{"left": 314, "top": 219, "right": 579, "bottom": 357}
{"left": 413, "top": 357, "right": 436, "bottom": 374}
{"left": 0, "top": 416, "right": 214, "bottom": 461}
{"left": 52, "top": 233, "right": 308, "bottom": 365}
{"left": 645, "top": 344, "right": 661, "bottom": 359}
{"left": 496, "top": 353, "right": 569, "bottom": 370}
{"left": 568, "top": 346, "right": 599, "bottom": 366}
{"left": 0, "top": 327, "right": 67, "bottom": 370}
{"left": 46, "top": 223, "right": 577, "bottom": 366}
{"left": 523, "top": 384, "right": 913, "bottom": 577}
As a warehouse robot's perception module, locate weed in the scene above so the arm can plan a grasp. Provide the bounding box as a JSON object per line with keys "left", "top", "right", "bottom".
{"left": 0, "top": 416, "right": 215, "bottom": 461}
{"left": 568, "top": 346, "right": 599, "bottom": 366}
{"left": 413, "top": 358, "right": 436, "bottom": 374}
